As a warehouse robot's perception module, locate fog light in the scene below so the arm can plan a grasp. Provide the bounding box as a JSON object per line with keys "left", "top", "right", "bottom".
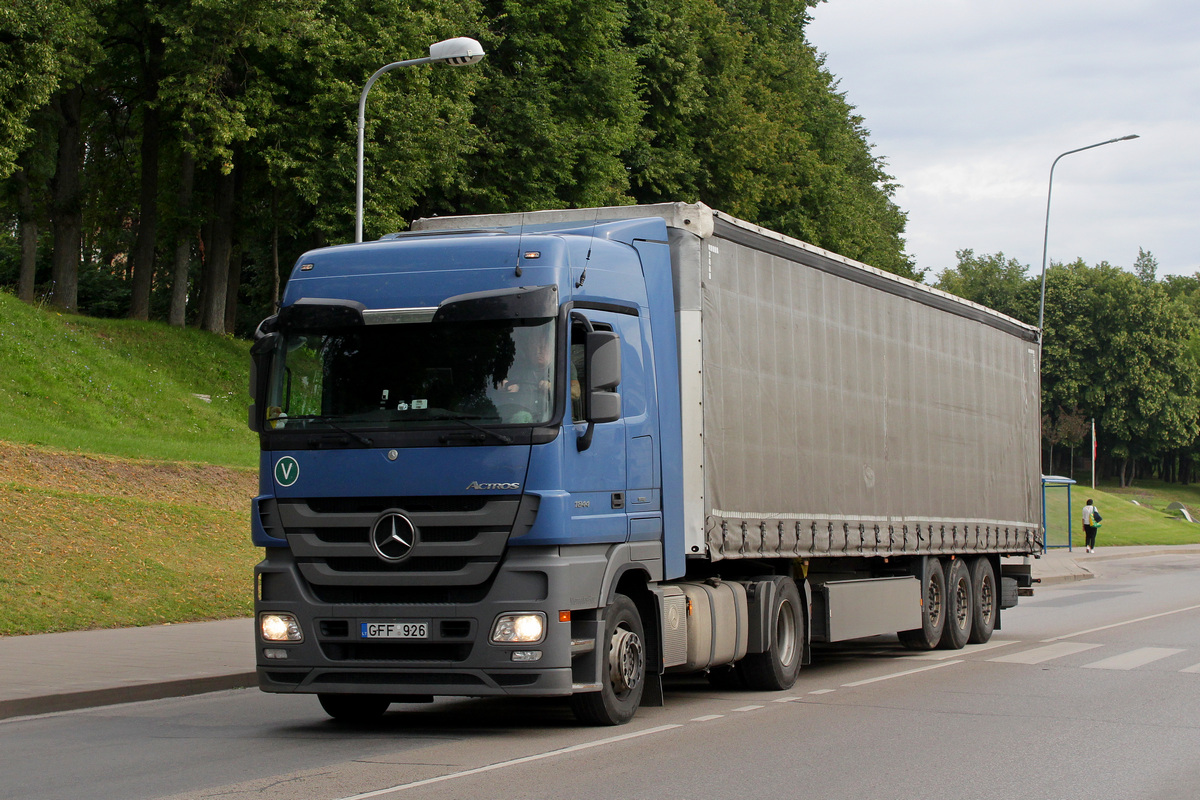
{"left": 263, "top": 648, "right": 290, "bottom": 660}
{"left": 261, "top": 613, "right": 303, "bottom": 642}
{"left": 511, "top": 650, "right": 542, "bottom": 662}
{"left": 491, "top": 612, "right": 546, "bottom": 643}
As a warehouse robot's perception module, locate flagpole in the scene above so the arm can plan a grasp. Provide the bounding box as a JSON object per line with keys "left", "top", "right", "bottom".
{"left": 1091, "top": 418, "right": 1096, "bottom": 491}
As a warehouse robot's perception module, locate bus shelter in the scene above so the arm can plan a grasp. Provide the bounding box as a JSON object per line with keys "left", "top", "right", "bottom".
{"left": 1042, "top": 475, "right": 1077, "bottom": 552}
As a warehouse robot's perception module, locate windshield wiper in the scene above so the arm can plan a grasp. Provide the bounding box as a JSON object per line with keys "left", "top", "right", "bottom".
{"left": 267, "top": 415, "right": 374, "bottom": 447}
{"left": 428, "top": 413, "right": 513, "bottom": 445}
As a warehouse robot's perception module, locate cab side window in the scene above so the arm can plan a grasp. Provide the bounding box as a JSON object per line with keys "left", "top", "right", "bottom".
{"left": 570, "top": 318, "right": 614, "bottom": 421}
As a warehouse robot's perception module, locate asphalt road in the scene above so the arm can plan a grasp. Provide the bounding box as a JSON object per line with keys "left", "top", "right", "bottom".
{"left": 6, "top": 553, "right": 1200, "bottom": 800}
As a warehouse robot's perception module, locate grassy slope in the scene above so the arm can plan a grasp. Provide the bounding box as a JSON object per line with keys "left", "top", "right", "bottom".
{"left": 0, "top": 292, "right": 259, "bottom": 634}
{"left": 1045, "top": 479, "right": 1200, "bottom": 548}
{"left": 0, "top": 291, "right": 256, "bottom": 467}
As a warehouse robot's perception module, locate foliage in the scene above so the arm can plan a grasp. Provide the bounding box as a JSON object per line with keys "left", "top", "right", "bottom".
{"left": 938, "top": 249, "right": 1200, "bottom": 486}
{"left": 1, "top": 0, "right": 915, "bottom": 333}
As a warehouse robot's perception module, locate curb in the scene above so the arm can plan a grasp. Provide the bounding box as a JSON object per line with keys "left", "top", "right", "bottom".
{"left": 0, "top": 672, "right": 258, "bottom": 722}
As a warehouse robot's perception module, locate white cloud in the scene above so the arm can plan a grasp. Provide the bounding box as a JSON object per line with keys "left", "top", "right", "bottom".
{"left": 808, "top": 0, "right": 1200, "bottom": 277}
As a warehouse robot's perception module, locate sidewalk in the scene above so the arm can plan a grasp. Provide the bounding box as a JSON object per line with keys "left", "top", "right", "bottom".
{"left": 4, "top": 546, "right": 1200, "bottom": 721}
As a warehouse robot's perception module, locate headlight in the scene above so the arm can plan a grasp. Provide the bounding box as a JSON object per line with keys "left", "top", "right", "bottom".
{"left": 491, "top": 612, "right": 546, "bottom": 644}
{"left": 260, "top": 612, "right": 304, "bottom": 642}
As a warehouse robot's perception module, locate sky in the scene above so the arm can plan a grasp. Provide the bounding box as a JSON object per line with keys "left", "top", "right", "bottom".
{"left": 806, "top": 0, "right": 1200, "bottom": 280}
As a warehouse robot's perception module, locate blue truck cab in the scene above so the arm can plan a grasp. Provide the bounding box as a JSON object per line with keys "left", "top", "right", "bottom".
{"left": 249, "top": 215, "right": 685, "bottom": 724}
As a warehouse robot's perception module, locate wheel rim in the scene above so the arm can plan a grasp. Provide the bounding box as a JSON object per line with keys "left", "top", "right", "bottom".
{"left": 928, "top": 575, "right": 943, "bottom": 628}
{"left": 954, "top": 577, "right": 970, "bottom": 629}
{"left": 776, "top": 599, "right": 798, "bottom": 667}
{"left": 979, "top": 575, "right": 994, "bottom": 622}
{"left": 608, "top": 625, "right": 644, "bottom": 696}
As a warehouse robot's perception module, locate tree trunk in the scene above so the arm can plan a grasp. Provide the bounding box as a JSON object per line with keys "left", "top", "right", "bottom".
{"left": 223, "top": 245, "right": 242, "bottom": 334}
{"left": 49, "top": 87, "right": 84, "bottom": 312}
{"left": 199, "top": 165, "right": 236, "bottom": 333}
{"left": 15, "top": 165, "right": 38, "bottom": 303}
{"left": 128, "top": 104, "right": 161, "bottom": 319}
{"left": 168, "top": 150, "right": 195, "bottom": 326}
{"left": 128, "top": 34, "right": 164, "bottom": 320}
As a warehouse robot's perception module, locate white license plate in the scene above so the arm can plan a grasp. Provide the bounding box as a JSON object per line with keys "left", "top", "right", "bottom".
{"left": 360, "top": 621, "right": 429, "bottom": 639}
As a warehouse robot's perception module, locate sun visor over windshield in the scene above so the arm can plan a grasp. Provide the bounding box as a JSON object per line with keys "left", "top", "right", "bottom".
{"left": 278, "top": 298, "right": 366, "bottom": 330}
{"left": 434, "top": 285, "right": 558, "bottom": 323}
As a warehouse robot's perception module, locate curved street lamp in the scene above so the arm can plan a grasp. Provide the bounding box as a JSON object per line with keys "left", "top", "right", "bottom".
{"left": 1036, "top": 134, "right": 1139, "bottom": 333}
{"left": 355, "top": 37, "right": 485, "bottom": 243}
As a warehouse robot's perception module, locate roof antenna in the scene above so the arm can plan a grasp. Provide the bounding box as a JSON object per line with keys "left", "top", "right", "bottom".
{"left": 576, "top": 208, "right": 601, "bottom": 289}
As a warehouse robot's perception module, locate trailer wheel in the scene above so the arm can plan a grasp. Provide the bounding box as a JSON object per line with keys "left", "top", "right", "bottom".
{"left": 738, "top": 578, "right": 804, "bottom": 691}
{"left": 967, "top": 557, "right": 997, "bottom": 644}
{"left": 939, "top": 558, "right": 973, "bottom": 649}
{"left": 570, "top": 594, "right": 645, "bottom": 726}
{"left": 318, "top": 693, "right": 391, "bottom": 722}
{"left": 897, "top": 557, "right": 946, "bottom": 650}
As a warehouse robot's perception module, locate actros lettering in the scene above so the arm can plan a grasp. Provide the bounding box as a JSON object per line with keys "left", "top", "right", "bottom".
{"left": 465, "top": 481, "right": 521, "bottom": 490}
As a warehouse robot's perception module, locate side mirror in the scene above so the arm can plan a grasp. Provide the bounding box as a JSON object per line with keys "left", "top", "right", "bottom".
{"left": 248, "top": 331, "right": 281, "bottom": 433}
{"left": 578, "top": 330, "right": 620, "bottom": 451}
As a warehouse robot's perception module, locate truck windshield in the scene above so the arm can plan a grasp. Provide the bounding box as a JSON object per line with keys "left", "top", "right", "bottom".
{"left": 266, "top": 318, "right": 556, "bottom": 431}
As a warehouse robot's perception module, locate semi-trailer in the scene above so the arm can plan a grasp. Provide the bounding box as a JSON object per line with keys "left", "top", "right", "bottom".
{"left": 249, "top": 202, "right": 1041, "bottom": 725}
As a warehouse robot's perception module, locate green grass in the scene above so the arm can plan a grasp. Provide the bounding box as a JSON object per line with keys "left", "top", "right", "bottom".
{"left": 0, "top": 441, "right": 259, "bottom": 635}
{"left": 0, "top": 291, "right": 256, "bottom": 467}
{"left": 1044, "top": 480, "right": 1200, "bottom": 548}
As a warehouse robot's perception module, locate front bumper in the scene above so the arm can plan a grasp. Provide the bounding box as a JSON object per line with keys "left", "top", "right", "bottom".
{"left": 254, "top": 546, "right": 599, "bottom": 698}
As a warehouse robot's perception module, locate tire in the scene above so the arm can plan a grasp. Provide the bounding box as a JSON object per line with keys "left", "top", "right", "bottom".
{"left": 897, "top": 556, "right": 946, "bottom": 650}
{"left": 318, "top": 693, "right": 391, "bottom": 722}
{"left": 939, "top": 558, "right": 973, "bottom": 649}
{"left": 570, "top": 594, "right": 646, "bottom": 726}
{"left": 738, "top": 578, "right": 804, "bottom": 691}
{"left": 967, "top": 557, "right": 998, "bottom": 644}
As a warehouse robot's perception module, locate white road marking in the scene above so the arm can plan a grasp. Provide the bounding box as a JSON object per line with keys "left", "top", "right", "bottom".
{"left": 808, "top": 689, "right": 836, "bottom": 695}
{"left": 989, "top": 642, "right": 1100, "bottom": 664}
{"left": 1180, "top": 663, "right": 1200, "bottom": 673}
{"left": 910, "top": 639, "right": 1021, "bottom": 660}
{"left": 331, "top": 724, "right": 682, "bottom": 799}
{"left": 691, "top": 714, "right": 724, "bottom": 722}
{"left": 1041, "top": 604, "right": 1200, "bottom": 642}
{"left": 733, "top": 705, "right": 763, "bottom": 712}
{"left": 1082, "top": 647, "right": 1185, "bottom": 670}
{"left": 841, "top": 659, "right": 962, "bottom": 687}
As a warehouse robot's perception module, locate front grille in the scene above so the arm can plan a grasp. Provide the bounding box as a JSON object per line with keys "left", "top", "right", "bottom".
{"left": 277, "top": 495, "right": 538, "bottom": 588}
{"left": 310, "top": 584, "right": 492, "bottom": 605}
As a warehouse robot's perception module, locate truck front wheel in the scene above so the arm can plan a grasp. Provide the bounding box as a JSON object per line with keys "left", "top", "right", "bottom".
{"left": 738, "top": 578, "right": 804, "bottom": 691}
{"left": 570, "top": 594, "right": 645, "bottom": 726}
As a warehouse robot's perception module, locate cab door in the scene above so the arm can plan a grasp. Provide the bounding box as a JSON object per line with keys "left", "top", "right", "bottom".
{"left": 562, "top": 309, "right": 628, "bottom": 543}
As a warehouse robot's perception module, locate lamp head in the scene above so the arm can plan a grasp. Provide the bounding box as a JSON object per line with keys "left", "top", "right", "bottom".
{"left": 429, "top": 37, "right": 485, "bottom": 66}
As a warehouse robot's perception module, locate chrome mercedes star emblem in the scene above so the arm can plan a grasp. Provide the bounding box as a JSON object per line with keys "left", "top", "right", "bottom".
{"left": 370, "top": 511, "right": 418, "bottom": 562}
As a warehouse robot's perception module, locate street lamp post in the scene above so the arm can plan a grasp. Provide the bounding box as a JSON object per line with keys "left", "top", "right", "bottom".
{"left": 1036, "top": 134, "right": 1139, "bottom": 333}
{"left": 355, "top": 37, "right": 485, "bottom": 243}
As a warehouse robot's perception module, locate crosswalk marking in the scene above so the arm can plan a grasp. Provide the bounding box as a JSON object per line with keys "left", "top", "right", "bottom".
{"left": 911, "top": 639, "right": 1020, "bottom": 660}
{"left": 1082, "top": 647, "right": 1185, "bottom": 670}
{"left": 989, "top": 642, "right": 1101, "bottom": 664}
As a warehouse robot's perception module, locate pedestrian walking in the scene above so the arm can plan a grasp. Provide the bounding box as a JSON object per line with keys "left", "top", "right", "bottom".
{"left": 1082, "top": 498, "right": 1102, "bottom": 553}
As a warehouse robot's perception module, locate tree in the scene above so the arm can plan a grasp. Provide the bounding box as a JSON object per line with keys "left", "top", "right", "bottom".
{"left": 1041, "top": 259, "right": 1200, "bottom": 486}
{"left": 935, "top": 250, "right": 1037, "bottom": 324}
